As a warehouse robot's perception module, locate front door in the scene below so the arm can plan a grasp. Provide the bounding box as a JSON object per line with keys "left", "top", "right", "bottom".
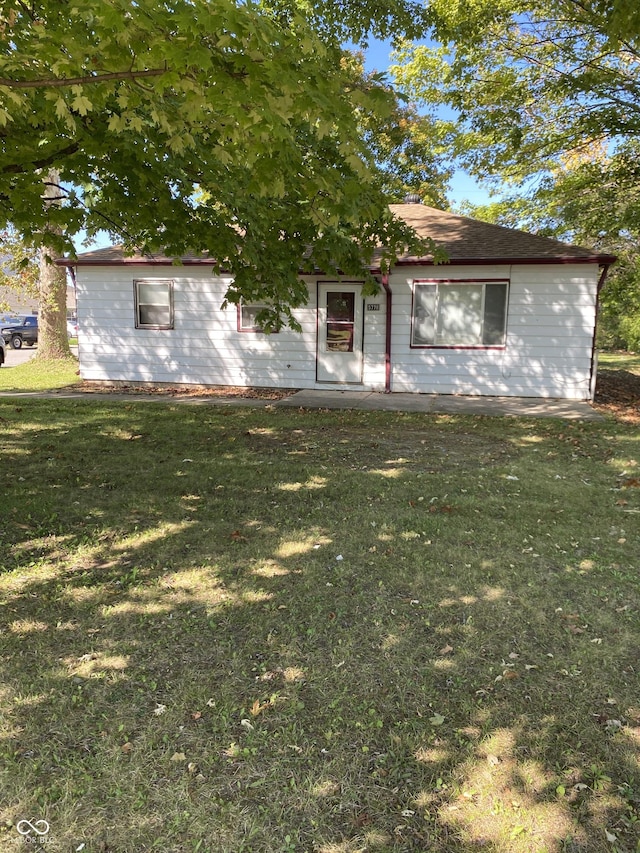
{"left": 316, "top": 283, "right": 363, "bottom": 384}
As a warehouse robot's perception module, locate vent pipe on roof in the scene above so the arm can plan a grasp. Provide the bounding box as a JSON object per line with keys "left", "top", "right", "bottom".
{"left": 403, "top": 193, "right": 422, "bottom": 204}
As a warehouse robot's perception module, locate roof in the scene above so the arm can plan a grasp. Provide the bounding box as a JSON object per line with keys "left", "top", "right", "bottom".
{"left": 386, "top": 204, "right": 615, "bottom": 266}
{"left": 61, "top": 204, "right": 616, "bottom": 268}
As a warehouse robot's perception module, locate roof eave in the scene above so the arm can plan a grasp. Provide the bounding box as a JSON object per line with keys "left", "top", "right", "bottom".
{"left": 391, "top": 254, "right": 617, "bottom": 267}
{"left": 60, "top": 253, "right": 617, "bottom": 270}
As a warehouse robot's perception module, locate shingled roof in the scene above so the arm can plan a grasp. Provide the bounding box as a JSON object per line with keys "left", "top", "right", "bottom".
{"left": 62, "top": 204, "right": 615, "bottom": 268}
{"left": 387, "top": 204, "right": 614, "bottom": 265}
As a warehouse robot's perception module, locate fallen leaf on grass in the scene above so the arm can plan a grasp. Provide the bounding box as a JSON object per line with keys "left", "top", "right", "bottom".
{"left": 430, "top": 713, "right": 445, "bottom": 726}
{"left": 170, "top": 752, "right": 186, "bottom": 762}
{"left": 249, "top": 699, "right": 270, "bottom": 717}
{"left": 439, "top": 645, "right": 454, "bottom": 655}
{"left": 121, "top": 742, "right": 133, "bottom": 753}
{"left": 191, "top": 711, "right": 202, "bottom": 721}
{"left": 230, "top": 530, "right": 246, "bottom": 542}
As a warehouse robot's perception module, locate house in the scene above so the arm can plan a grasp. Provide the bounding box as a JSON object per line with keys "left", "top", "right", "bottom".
{"left": 60, "top": 201, "right": 615, "bottom": 401}
{"left": 0, "top": 282, "right": 77, "bottom": 319}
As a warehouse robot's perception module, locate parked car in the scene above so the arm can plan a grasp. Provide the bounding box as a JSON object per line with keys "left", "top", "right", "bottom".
{"left": 1, "top": 315, "right": 38, "bottom": 349}
{"left": 67, "top": 319, "right": 78, "bottom": 338}
{"left": 0, "top": 313, "right": 20, "bottom": 326}
{"left": 0, "top": 334, "right": 5, "bottom": 366}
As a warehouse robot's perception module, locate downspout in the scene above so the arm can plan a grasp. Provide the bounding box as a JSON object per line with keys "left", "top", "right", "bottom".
{"left": 67, "top": 264, "right": 78, "bottom": 305}
{"left": 382, "top": 273, "right": 392, "bottom": 393}
{"left": 589, "top": 264, "right": 611, "bottom": 401}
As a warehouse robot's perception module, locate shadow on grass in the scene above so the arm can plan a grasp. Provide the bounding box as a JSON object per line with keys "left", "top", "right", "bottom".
{"left": 1, "top": 399, "right": 639, "bottom": 852}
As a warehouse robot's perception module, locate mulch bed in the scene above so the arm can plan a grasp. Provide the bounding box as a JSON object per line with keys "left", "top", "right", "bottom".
{"left": 76, "top": 381, "right": 296, "bottom": 401}
{"left": 594, "top": 369, "right": 640, "bottom": 424}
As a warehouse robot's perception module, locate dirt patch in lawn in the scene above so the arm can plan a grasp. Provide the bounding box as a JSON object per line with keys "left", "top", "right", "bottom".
{"left": 76, "top": 381, "right": 296, "bottom": 401}
{"left": 594, "top": 369, "right": 640, "bottom": 424}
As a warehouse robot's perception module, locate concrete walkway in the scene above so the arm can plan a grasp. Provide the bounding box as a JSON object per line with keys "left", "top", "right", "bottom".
{"left": 2, "top": 387, "right": 603, "bottom": 420}
{"left": 276, "top": 390, "right": 603, "bottom": 420}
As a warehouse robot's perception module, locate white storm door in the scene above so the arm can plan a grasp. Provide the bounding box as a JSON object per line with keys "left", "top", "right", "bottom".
{"left": 316, "top": 283, "right": 364, "bottom": 384}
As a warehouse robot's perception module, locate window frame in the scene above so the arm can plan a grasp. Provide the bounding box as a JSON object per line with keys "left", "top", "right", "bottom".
{"left": 237, "top": 302, "right": 277, "bottom": 334}
{"left": 410, "top": 278, "right": 509, "bottom": 349}
{"left": 133, "top": 279, "right": 174, "bottom": 330}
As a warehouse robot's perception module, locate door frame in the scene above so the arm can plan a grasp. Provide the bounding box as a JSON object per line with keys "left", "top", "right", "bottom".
{"left": 316, "top": 281, "right": 365, "bottom": 384}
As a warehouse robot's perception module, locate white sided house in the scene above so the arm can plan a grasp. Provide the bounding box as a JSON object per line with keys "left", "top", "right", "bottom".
{"left": 63, "top": 203, "right": 615, "bottom": 401}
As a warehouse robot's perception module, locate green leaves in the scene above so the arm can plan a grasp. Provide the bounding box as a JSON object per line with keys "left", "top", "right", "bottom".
{"left": 0, "top": 0, "right": 441, "bottom": 326}
{"left": 394, "top": 0, "right": 640, "bottom": 183}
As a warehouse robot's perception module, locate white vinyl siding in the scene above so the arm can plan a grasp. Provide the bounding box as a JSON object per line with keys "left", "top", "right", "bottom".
{"left": 75, "top": 268, "right": 385, "bottom": 391}
{"left": 390, "top": 265, "right": 598, "bottom": 399}
{"left": 74, "top": 262, "right": 599, "bottom": 400}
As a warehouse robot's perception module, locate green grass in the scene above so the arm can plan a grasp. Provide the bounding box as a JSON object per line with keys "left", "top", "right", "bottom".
{"left": 0, "top": 354, "right": 80, "bottom": 392}
{"left": 598, "top": 350, "right": 640, "bottom": 373}
{"left": 0, "top": 398, "right": 638, "bottom": 852}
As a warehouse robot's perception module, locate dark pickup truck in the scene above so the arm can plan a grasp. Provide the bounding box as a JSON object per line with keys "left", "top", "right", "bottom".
{"left": 1, "top": 315, "right": 38, "bottom": 349}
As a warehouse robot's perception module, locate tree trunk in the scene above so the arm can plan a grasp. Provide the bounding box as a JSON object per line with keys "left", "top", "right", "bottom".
{"left": 38, "top": 169, "right": 71, "bottom": 359}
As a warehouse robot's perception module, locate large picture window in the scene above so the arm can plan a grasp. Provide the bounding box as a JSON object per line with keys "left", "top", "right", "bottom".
{"left": 411, "top": 280, "right": 508, "bottom": 347}
{"left": 134, "top": 279, "right": 174, "bottom": 329}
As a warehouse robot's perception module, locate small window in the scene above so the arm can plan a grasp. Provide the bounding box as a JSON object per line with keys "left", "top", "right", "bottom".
{"left": 411, "top": 280, "right": 508, "bottom": 347}
{"left": 325, "top": 291, "right": 355, "bottom": 352}
{"left": 134, "top": 280, "right": 173, "bottom": 329}
{"left": 238, "top": 302, "right": 274, "bottom": 333}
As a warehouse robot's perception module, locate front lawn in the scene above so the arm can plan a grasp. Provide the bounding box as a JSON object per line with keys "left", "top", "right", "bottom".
{"left": 0, "top": 400, "right": 638, "bottom": 852}
{"left": 0, "top": 354, "right": 80, "bottom": 392}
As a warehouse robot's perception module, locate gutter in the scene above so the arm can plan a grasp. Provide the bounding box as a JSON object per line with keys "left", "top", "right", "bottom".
{"left": 382, "top": 273, "right": 392, "bottom": 393}
{"left": 589, "top": 263, "right": 613, "bottom": 401}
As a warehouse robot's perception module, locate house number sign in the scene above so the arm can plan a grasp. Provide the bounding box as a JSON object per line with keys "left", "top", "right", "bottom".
{"left": 366, "top": 304, "right": 380, "bottom": 311}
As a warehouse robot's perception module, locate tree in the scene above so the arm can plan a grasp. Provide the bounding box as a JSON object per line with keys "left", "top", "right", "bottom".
{"left": 0, "top": 0, "right": 441, "bottom": 331}
{"left": 393, "top": 0, "right": 640, "bottom": 184}
{"left": 38, "top": 169, "right": 72, "bottom": 358}
{"left": 392, "top": 0, "right": 640, "bottom": 348}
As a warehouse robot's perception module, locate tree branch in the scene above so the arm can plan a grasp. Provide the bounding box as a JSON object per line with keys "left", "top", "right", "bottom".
{"left": 2, "top": 142, "right": 80, "bottom": 174}
{"left": 0, "top": 66, "right": 168, "bottom": 89}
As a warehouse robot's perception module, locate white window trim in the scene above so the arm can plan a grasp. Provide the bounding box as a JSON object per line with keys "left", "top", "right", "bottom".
{"left": 237, "top": 302, "right": 276, "bottom": 333}
{"left": 411, "top": 278, "right": 509, "bottom": 349}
